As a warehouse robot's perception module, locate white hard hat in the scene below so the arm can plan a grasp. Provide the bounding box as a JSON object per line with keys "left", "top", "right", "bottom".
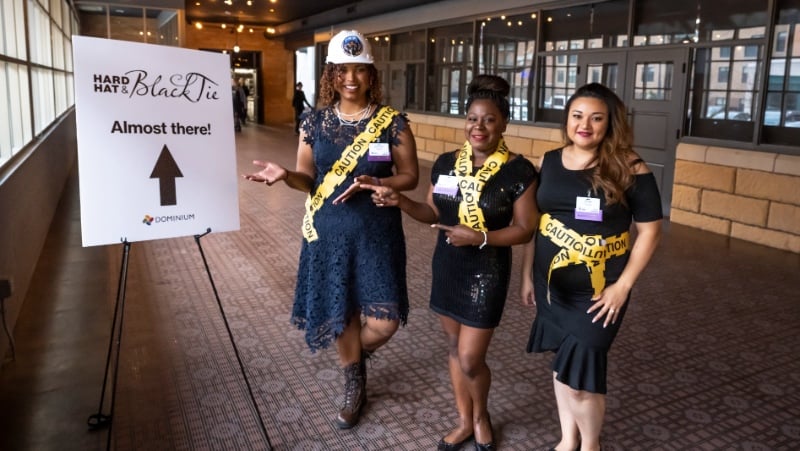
{"left": 325, "top": 30, "right": 374, "bottom": 64}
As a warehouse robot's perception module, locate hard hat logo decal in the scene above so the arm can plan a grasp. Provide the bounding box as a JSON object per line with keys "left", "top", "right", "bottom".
{"left": 341, "top": 35, "right": 364, "bottom": 58}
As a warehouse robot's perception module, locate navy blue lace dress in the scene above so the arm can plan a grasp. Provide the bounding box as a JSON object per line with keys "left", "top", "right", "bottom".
{"left": 292, "top": 106, "right": 410, "bottom": 352}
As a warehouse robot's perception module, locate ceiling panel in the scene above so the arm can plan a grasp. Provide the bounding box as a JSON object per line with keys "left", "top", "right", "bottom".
{"left": 185, "top": 0, "right": 444, "bottom": 30}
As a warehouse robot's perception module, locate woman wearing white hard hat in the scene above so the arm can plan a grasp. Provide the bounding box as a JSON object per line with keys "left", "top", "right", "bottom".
{"left": 243, "top": 29, "right": 419, "bottom": 429}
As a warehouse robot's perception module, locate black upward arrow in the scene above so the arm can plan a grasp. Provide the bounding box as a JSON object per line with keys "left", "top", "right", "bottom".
{"left": 149, "top": 145, "right": 183, "bottom": 206}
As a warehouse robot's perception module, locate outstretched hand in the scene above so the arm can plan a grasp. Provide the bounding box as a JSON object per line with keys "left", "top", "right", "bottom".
{"left": 359, "top": 181, "right": 400, "bottom": 207}
{"left": 333, "top": 175, "right": 385, "bottom": 205}
{"left": 242, "top": 160, "right": 287, "bottom": 186}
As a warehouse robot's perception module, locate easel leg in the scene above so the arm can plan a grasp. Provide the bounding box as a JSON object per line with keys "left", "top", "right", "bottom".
{"left": 87, "top": 240, "right": 131, "bottom": 451}
{"left": 194, "top": 229, "right": 273, "bottom": 450}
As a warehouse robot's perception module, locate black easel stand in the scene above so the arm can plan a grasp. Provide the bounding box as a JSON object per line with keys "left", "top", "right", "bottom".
{"left": 87, "top": 239, "right": 131, "bottom": 451}
{"left": 194, "top": 228, "right": 273, "bottom": 451}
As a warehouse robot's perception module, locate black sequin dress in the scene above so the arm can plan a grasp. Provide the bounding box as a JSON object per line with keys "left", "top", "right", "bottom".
{"left": 526, "top": 148, "right": 662, "bottom": 393}
{"left": 292, "top": 106, "right": 410, "bottom": 352}
{"left": 429, "top": 150, "right": 537, "bottom": 328}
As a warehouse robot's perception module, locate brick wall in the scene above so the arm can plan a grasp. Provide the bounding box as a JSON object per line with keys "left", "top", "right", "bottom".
{"left": 405, "top": 113, "right": 800, "bottom": 253}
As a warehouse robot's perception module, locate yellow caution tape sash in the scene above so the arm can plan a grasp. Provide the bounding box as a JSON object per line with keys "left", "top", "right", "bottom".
{"left": 539, "top": 213, "right": 629, "bottom": 299}
{"left": 454, "top": 139, "right": 509, "bottom": 231}
{"left": 302, "top": 105, "right": 399, "bottom": 242}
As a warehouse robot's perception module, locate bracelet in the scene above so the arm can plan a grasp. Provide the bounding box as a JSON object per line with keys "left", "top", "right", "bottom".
{"left": 478, "top": 231, "right": 488, "bottom": 250}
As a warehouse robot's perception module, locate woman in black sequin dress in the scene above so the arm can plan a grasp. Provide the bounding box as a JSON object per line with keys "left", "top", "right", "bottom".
{"left": 364, "top": 75, "right": 538, "bottom": 451}
{"left": 520, "top": 83, "right": 663, "bottom": 451}
{"left": 243, "top": 30, "right": 419, "bottom": 430}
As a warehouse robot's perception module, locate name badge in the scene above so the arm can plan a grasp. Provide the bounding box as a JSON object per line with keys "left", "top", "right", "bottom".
{"left": 367, "top": 142, "right": 391, "bottom": 161}
{"left": 433, "top": 174, "right": 459, "bottom": 196}
{"left": 575, "top": 196, "right": 602, "bottom": 221}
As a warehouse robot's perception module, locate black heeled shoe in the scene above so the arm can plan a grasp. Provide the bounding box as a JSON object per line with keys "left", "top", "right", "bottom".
{"left": 474, "top": 415, "right": 494, "bottom": 451}
{"left": 436, "top": 434, "right": 473, "bottom": 451}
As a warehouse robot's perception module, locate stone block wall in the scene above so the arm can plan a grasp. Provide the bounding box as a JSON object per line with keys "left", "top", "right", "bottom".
{"left": 406, "top": 112, "right": 563, "bottom": 164}
{"left": 405, "top": 113, "right": 800, "bottom": 254}
{"left": 671, "top": 144, "right": 800, "bottom": 253}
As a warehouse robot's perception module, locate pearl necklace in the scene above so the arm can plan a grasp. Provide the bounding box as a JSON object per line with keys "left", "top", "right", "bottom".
{"left": 335, "top": 102, "right": 373, "bottom": 126}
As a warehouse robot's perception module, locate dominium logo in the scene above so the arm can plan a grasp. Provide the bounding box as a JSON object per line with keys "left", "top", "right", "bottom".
{"left": 142, "top": 213, "right": 196, "bottom": 226}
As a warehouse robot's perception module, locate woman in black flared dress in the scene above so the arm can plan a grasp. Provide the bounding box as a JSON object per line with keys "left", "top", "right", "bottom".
{"left": 521, "top": 83, "right": 663, "bottom": 451}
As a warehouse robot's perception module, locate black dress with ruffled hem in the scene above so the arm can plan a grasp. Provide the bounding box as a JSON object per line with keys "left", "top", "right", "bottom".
{"left": 526, "top": 149, "right": 662, "bottom": 394}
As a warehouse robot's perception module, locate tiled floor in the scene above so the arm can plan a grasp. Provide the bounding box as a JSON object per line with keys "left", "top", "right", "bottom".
{"left": 1, "top": 122, "right": 798, "bottom": 451}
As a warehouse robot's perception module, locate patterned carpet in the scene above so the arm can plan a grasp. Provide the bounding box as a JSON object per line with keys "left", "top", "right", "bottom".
{"left": 2, "top": 123, "right": 799, "bottom": 451}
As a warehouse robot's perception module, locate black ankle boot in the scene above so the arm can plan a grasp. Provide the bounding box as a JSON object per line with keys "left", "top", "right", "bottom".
{"left": 334, "top": 362, "right": 365, "bottom": 429}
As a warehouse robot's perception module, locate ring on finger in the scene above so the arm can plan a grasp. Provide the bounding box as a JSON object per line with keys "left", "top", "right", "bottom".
{"left": 446, "top": 237, "right": 451, "bottom": 244}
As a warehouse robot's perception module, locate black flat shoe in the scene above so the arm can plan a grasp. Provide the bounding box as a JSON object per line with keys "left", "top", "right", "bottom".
{"left": 475, "top": 442, "right": 495, "bottom": 451}
{"left": 436, "top": 434, "right": 473, "bottom": 451}
{"left": 547, "top": 443, "right": 581, "bottom": 451}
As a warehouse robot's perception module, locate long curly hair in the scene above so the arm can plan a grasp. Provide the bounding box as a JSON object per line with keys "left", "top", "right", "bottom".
{"left": 562, "top": 82, "right": 636, "bottom": 206}
{"left": 318, "top": 63, "right": 383, "bottom": 107}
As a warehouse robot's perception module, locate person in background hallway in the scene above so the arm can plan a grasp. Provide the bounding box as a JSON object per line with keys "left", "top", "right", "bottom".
{"left": 232, "top": 77, "right": 244, "bottom": 132}
{"left": 520, "top": 83, "right": 663, "bottom": 451}
{"left": 242, "top": 29, "right": 419, "bottom": 430}
{"left": 236, "top": 78, "right": 248, "bottom": 125}
{"left": 361, "top": 74, "right": 538, "bottom": 451}
{"left": 293, "top": 82, "right": 313, "bottom": 134}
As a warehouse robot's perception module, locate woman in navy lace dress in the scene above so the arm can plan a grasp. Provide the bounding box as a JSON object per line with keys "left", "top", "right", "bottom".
{"left": 363, "top": 75, "right": 538, "bottom": 451}
{"left": 243, "top": 30, "right": 418, "bottom": 429}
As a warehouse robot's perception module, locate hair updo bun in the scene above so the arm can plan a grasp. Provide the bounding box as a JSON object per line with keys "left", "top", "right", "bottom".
{"left": 466, "top": 74, "right": 511, "bottom": 120}
{"left": 467, "top": 74, "right": 510, "bottom": 98}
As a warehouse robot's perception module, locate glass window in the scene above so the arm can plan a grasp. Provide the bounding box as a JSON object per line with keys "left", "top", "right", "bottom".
{"left": 75, "top": 3, "right": 108, "bottom": 38}
{"left": 688, "top": 44, "right": 762, "bottom": 141}
{"left": 635, "top": 0, "right": 767, "bottom": 45}
{"left": 543, "top": 0, "right": 629, "bottom": 50}
{"left": 109, "top": 6, "right": 143, "bottom": 42}
{"left": 1, "top": 0, "right": 76, "bottom": 168}
{"left": 0, "top": 62, "right": 33, "bottom": 165}
{"left": 28, "top": 0, "right": 53, "bottom": 65}
{"left": 634, "top": 0, "right": 698, "bottom": 45}
{"left": 1, "top": 0, "right": 27, "bottom": 59}
{"left": 32, "top": 67, "right": 55, "bottom": 134}
{"left": 152, "top": 9, "right": 179, "bottom": 46}
{"left": 385, "top": 30, "right": 426, "bottom": 111}
{"left": 426, "top": 23, "right": 473, "bottom": 114}
{"left": 479, "top": 12, "right": 536, "bottom": 121}
{"left": 50, "top": 0, "right": 62, "bottom": 29}
{"left": 634, "top": 62, "right": 673, "bottom": 100}
{"left": 762, "top": 0, "right": 800, "bottom": 144}
{"left": 539, "top": 52, "right": 577, "bottom": 108}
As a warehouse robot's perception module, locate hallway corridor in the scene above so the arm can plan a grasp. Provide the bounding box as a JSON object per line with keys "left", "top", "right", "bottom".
{"left": 1, "top": 123, "right": 798, "bottom": 451}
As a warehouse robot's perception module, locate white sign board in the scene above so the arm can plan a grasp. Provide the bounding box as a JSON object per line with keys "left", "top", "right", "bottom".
{"left": 73, "top": 36, "right": 240, "bottom": 247}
